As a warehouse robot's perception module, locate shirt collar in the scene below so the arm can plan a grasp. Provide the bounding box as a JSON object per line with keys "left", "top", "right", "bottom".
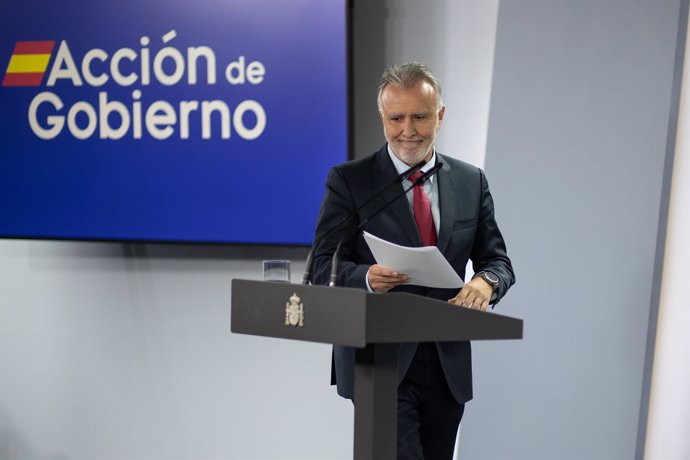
{"left": 387, "top": 144, "right": 437, "bottom": 185}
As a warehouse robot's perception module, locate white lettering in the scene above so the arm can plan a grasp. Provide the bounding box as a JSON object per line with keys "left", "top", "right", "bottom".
{"left": 246, "top": 61, "right": 265, "bottom": 85}
{"left": 41, "top": 34, "right": 249, "bottom": 88}
{"left": 145, "top": 100, "right": 176, "bottom": 139}
{"left": 28, "top": 92, "right": 64, "bottom": 139}
{"left": 187, "top": 46, "right": 216, "bottom": 85}
{"left": 67, "top": 101, "right": 97, "bottom": 139}
{"left": 111, "top": 48, "right": 138, "bottom": 86}
{"left": 225, "top": 56, "right": 245, "bottom": 84}
{"left": 82, "top": 49, "right": 109, "bottom": 87}
{"left": 99, "top": 92, "right": 130, "bottom": 139}
{"left": 234, "top": 100, "right": 266, "bottom": 140}
{"left": 179, "top": 100, "right": 199, "bottom": 139}
{"left": 140, "top": 36, "right": 151, "bottom": 86}
{"left": 225, "top": 56, "right": 265, "bottom": 85}
{"left": 153, "top": 31, "right": 185, "bottom": 86}
{"left": 26, "top": 91, "right": 265, "bottom": 141}
{"left": 201, "top": 100, "right": 230, "bottom": 139}
{"left": 132, "top": 90, "right": 143, "bottom": 139}
{"left": 46, "top": 41, "right": 83, "bottom": 86}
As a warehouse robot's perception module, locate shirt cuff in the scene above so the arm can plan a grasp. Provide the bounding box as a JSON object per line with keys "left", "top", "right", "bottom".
{"left": 365, "top": 267, "right": 375, "bottom": 293}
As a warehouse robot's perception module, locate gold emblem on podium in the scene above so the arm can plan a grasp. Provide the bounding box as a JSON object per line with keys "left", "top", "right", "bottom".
{"left": 285, "top": 293, "right": 304, "bottom": 327}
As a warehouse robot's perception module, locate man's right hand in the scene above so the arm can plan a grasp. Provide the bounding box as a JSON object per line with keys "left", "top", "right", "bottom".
{"left": 367, "top": 264, "right": 410, "bottom": 293}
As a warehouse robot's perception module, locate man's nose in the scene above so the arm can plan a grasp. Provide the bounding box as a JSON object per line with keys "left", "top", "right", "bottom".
{"left": 402, "top": 118, "right": 416, "bottom": 136}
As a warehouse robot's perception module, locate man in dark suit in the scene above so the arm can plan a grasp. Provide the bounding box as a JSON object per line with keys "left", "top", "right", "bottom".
{"left": 311, "top": 62, "right": 514, "bottom": 459}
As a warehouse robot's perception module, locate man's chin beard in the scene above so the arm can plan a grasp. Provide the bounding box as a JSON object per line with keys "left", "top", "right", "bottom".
{"left": 396, "top": 143, "right": 431, "bottom": 164}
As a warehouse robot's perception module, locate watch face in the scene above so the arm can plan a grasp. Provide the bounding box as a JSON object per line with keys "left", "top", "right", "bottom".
{"left": 485, "top": 272, "right": 499, "bottom": 283}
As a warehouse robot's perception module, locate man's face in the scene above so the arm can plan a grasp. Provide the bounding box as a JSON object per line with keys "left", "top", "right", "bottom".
{"left": 379, "top": 81, "right": 445, "bottom": 166}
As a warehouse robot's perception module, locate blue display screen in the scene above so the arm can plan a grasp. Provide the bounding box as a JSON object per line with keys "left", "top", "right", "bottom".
{"left": 0, "top": 0, "right": 348, "bottom": 245}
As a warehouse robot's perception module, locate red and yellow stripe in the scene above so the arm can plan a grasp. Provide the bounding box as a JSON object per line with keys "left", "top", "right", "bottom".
{"left": 2, "top": 40, "right": 55, "bottom": 87}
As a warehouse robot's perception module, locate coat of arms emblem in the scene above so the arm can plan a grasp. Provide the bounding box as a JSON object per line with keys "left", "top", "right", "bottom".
{"left": 285, "top": 292, "right": 304, "bottom": 327}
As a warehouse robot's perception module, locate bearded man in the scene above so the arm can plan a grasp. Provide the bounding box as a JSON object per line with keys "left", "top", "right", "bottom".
{"left": 311, "top": 62, "right": 515, "bottom": 460}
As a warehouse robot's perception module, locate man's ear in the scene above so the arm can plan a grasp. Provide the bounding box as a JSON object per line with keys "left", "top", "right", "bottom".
{"left": 438, "top": 106, "right": 446, "bottom": 122}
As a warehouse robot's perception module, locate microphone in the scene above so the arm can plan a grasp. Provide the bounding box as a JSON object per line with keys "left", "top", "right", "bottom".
{"left": 328, "top": 162, "right": 443, "bottom": 287}
{"left": 300, "top": 159, "right": 426, "bottom": 284}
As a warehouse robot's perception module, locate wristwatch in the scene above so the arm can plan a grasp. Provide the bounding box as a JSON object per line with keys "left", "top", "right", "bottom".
{"left": 473, "top": 271, "right": 499, "bottom": 290}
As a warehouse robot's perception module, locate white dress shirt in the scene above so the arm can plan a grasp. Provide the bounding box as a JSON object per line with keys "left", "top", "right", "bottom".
{"left": 386, "top": 145, "right": 440, "bottom": 234}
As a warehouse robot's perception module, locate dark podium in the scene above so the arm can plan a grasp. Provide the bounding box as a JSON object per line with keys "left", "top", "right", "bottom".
{"left": 231, "top": 279, "right": 522, "bottom": 460}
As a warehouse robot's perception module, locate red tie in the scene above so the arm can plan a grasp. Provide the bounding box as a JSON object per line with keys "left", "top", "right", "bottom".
{"left": 408, "top": 171, "right": 437, "bottom": 246}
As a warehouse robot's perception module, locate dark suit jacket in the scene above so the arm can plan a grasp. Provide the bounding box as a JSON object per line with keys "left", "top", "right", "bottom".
{"left": 311, "top": 145, "right": 515, "bottom": 403}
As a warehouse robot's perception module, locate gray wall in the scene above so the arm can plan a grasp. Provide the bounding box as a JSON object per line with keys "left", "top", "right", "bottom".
{"left": 0, "top": 1, "right": 683, "bottom": 459}
{"left": 0, "top": 242, "right": 354, "bottom": 459}
{"left": 465, "top": 1, "right": 681, "bottom": 459}
{"left": 352, "top": 1, "right": 682, "bottom": 459}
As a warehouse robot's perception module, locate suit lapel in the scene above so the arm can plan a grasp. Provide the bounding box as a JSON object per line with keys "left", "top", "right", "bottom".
{"left": 373, "top": 147, "right": 421, "bottom": 246}
{"left": 436, "top": 156, "right": 456, "bottom": 254}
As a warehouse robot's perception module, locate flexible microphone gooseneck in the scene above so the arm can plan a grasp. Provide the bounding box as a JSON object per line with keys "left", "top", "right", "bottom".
{"left": 328, "top": 162, "right": 443, "bottom": 287}
{"left": 300, "top": 160, "right": 427, "bottom": 285}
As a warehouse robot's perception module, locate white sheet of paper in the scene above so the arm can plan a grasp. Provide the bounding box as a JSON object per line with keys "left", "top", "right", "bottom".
{"left": 363, "top": 231, "right": 464, "bottom": 289}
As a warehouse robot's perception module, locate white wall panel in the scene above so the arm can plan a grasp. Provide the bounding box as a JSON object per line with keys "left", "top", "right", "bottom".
{"left": 645, "top": 7, "right": 690, "bottom": 457}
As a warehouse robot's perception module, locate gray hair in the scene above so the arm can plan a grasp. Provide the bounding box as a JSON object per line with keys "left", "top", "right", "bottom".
{"left": 376, "top": 62, "right": 443, "bottom": 111}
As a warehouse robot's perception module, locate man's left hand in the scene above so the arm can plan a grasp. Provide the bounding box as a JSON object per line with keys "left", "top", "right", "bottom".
{"left": 448, "top": 277, "right": 494, "bottom": 311}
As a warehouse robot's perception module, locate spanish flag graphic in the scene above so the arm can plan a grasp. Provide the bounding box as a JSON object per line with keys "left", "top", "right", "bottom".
{"left": 2, "top": 40, "right": 55, "bottom": 87}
